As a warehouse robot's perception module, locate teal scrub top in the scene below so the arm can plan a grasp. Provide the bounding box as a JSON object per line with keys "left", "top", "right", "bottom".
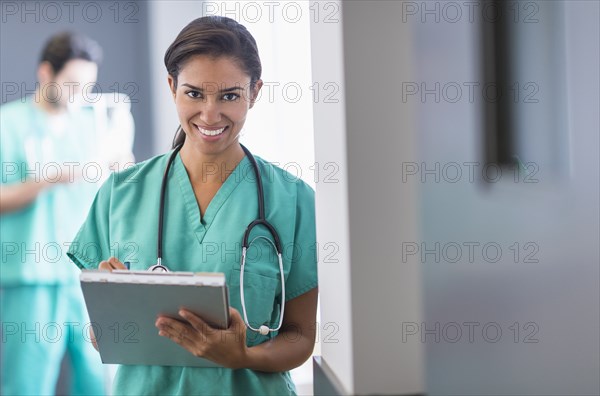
{"left": 67, "top": 150, "right": 318, "bottom": 395}
{"left": 0, "top": 97, "right": 101, "bottom": 285}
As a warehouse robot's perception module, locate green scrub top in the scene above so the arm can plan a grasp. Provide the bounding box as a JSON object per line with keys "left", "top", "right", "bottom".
{"left": 0, "top": 97, "right": 101, "bottom": 285}
{"left": 67, "top": 149, "right": 318, "bottom": 395}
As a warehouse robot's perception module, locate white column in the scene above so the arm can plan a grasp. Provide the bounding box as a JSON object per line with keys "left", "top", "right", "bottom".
{"left": 310, "top": 1, "right": 425, "bottom": 394}
{"left": 147, "top": 1, "right": 206, "bottom": 153}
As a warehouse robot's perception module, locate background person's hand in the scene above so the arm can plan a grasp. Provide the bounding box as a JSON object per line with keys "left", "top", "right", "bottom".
{"left": 42, "top": 163, "right": 84, "bottom": 185}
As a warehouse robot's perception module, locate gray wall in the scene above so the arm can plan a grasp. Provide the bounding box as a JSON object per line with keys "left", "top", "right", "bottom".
{"left": 416, "top": 2, "right": 599, "bottom": 394}
{"left": 0, "top": 0, "right": 154, "bottom": 160}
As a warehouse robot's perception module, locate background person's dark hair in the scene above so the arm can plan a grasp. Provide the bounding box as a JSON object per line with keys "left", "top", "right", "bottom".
{"left": 164, "top": 16, "right": 262, "bottom": 149}
{"left": 40, "top": 32, "right": 103, "bottom": 75}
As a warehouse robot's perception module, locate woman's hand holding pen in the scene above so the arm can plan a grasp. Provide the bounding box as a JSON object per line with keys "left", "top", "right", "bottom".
{"left": 98, "top": 257, "right": 127, "bottom": 271}
{"left": 155, "top": 308, "right": 250, "bottom": 370}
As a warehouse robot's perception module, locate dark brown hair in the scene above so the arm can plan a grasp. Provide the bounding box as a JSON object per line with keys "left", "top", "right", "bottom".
{"left": 40, "top": 31, "right": 102, "bottom": 75}
{"left": 164, "top": 16, "right": 262, "bottom": 148}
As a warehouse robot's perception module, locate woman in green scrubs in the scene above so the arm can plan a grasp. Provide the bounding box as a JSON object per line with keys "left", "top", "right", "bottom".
{"left": 67, "top": 16, "right": 318, "bottom": 395}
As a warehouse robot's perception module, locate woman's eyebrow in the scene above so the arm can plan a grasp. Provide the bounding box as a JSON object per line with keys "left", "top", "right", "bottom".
{"left": 181, "top": 83, "right": 244, "bottom": 92}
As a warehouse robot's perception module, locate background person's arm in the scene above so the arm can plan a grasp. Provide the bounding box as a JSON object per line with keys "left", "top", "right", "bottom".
{"left": 0, "top": 179, "right": 50, "bottom": 213}
{"left": 0, "top": 170, "right": 76, "bottom": 214}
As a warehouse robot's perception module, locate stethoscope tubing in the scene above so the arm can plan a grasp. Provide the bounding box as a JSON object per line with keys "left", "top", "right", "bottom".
{"left": 155, "top": 142, "right": 285, "bottom": 334}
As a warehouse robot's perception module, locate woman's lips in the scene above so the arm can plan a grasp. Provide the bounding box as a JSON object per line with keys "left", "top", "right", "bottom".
{"left": 196, "top": 125, "right": 227, "bottom": 136}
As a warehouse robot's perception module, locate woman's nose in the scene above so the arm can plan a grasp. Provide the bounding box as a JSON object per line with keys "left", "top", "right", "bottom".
{"left": 199, "top": 100, "right": 222, "bottom": 124}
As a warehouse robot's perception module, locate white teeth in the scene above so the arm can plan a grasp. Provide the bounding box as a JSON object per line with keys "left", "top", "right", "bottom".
{"left": 197, "top": 126, "right": 226, "bottom": 136}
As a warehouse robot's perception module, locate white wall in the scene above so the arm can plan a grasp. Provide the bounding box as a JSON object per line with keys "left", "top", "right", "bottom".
{"left": 147, "top": 1, "right": 201, "bottom": 153}
{"left": 309, "top": 0, "right": 354, "bottom": 392}
{"left": 311, "top": 1, "right": 425, "bottom": 394}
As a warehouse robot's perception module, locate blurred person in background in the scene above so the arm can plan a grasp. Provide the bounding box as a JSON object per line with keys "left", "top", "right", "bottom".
{"left": 0, "top": 31, "right": 134, "bottom": 395}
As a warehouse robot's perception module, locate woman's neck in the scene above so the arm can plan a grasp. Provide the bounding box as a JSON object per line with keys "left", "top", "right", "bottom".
{"left": 179, "top": 141, "right": 245, "bottom": 185}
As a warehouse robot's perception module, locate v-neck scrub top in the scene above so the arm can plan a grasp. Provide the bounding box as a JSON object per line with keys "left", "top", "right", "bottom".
{"left": 67, "top": 150, "right": 318, "bottom": 395}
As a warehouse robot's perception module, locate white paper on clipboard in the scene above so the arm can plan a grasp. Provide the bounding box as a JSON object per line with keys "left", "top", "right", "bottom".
{"left": 80, "top": 270, "right": 230, "bottom": 368}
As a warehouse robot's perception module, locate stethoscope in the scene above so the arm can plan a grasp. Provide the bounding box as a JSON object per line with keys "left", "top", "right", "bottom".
{"left": 148, "top": 143, "right": 285, "bottom": 336}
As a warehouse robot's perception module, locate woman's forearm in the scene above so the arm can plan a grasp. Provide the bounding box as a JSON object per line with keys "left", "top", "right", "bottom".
{"left": 243, "top": 327, "right": 316, "bottom": 372}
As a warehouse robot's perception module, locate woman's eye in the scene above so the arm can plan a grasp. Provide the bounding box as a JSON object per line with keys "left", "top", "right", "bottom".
{"left": 186, "top": 91, "right": 202, "bottom": 99}
{"left": 223, "top": 93, "right": 239, "bottom": 101}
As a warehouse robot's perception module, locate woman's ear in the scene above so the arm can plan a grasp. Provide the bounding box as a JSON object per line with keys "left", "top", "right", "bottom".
{"left": 167, "top": 75, "right": 177, "bottom": 101}
{"left": 248, "top": 79, "right": 263, "bottom": 109}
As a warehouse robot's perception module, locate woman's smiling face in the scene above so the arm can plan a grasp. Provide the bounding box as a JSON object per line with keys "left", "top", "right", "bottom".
{"left": 168, "top": 55, "right": 261, "bottom": 159}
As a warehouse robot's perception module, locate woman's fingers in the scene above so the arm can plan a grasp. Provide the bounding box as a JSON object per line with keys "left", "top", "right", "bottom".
{"left": 155, "top": 310, "right": 248, "bottom": 367}
{"left": 156, "top": 317, "right": 198, "bottom": 346}
{"left": 108, "top": 257, "right": 126, "bottom": 269}
{"left": 228, "top": 307, "right": 244, "bottom": 327}
{"left": 89, "top": 327, "right": 99, "bottom": 352}
{"left": 157, "top": 312, "right": 212, "bottom": 344}
{"left": 98, "top": 257, "right": 126, "bottom": 271}
{"left": 179, "top": 309, "right": 212, "bottom": 334}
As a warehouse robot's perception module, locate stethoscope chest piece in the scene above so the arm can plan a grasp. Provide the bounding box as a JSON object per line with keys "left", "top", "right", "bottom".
{"left": 148, "top": 264, "right": 169, "bottom": 273}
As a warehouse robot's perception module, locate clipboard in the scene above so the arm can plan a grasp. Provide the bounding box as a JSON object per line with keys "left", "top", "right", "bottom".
{"left": 80, "top": 270, "right": 230, "bottom": 368}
